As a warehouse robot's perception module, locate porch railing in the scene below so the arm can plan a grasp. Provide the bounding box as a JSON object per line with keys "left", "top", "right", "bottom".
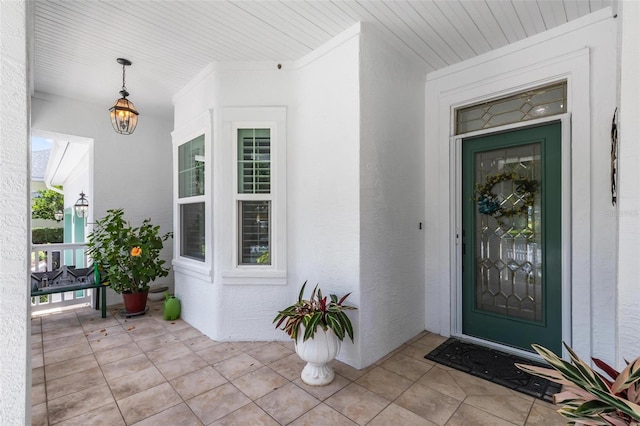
{"left": 30, "top": 243, "right": 95, "bottom": 313}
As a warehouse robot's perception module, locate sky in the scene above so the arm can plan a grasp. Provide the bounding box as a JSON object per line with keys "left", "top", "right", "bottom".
{"left": 32, "top": 136, "right": 52, "bottom": 151}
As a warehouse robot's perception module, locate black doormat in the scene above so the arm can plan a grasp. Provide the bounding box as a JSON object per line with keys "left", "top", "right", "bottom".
{"left": 425, "top": 338, "right": 561, "bottom": 403}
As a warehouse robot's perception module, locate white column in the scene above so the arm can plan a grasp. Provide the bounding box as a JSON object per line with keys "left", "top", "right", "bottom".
{"left": 617, "top": 0, "right": 640, "bottom": 366}
{"left": 0, "top": 0, "right": 31, "bottom": 423}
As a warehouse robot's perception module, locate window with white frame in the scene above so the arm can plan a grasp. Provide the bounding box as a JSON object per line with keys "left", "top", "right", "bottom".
{"left": 178, "top": 134, "right": 205, "bottom": 261}
{"left": 236, "top": 128, "right": 271, "bottom": 265}
{"left": 223, "top": 107, "right": 286, "bottom": 283}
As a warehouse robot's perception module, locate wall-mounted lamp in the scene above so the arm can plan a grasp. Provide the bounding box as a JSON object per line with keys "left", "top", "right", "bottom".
{"left": 109, "top": 58, "right": 139, "bottom": 135}
{"left": 74, "top": 192, "right": 89, "bottom": 218}
{"left": 54, "top": 209, "right": 64, "bottom": 222}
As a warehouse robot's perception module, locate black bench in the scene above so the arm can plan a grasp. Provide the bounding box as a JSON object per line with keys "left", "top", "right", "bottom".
{"left": 31, "top": 265, "right": 108, "bottom": 318}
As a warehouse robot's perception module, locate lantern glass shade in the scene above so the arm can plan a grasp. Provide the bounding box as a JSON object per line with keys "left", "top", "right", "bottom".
{"left": 110, "top": 97, "right": 139, "bottom": 135}
{"left": 54, "top": 210, "right": 64, "bottom": 222}
{"left": 74, "top": 192, "right": 89, "bottom": 218}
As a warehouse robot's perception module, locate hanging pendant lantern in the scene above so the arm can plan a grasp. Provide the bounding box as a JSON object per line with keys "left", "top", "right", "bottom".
{"left": 74, "top": 191, "right": 89, "bottom": 218}
{"left": 109, "top": 58, "right": 139, "bottom": 135}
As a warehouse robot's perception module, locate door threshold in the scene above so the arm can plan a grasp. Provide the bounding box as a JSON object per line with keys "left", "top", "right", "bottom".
{"left": 453, "top": 333, "right": 544, "bottom": 363}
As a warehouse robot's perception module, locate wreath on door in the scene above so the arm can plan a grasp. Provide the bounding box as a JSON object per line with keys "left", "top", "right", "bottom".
{"left": 475, "top": 171, "right": 538, "bottom": 220}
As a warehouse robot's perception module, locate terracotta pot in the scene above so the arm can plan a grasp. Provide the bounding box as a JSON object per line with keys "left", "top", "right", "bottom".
{"left": 122, "top": 291, "right": 148, "bottom": 314}
{"left": 295, "top": 325, "right": 341, "bottom": 386}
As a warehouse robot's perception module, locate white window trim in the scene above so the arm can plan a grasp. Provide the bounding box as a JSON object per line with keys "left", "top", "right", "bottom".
{"left": 221, "top": 107, "right": 287, "bottom": 285}
{"left": 171, "top": 110, "right": 213, "bottom": 281}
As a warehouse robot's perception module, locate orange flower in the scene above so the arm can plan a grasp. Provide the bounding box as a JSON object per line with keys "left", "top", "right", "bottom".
{"left": 130, "top": 246, "right": 142, "bottom": 257}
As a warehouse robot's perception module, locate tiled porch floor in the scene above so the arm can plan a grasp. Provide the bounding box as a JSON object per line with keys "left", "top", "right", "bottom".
{"left": 31, "top": 302, "right": 564, "bottom": 425}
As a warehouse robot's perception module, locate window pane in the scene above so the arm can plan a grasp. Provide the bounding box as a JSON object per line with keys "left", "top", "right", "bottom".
{"left": 237, "top": 129, "right": 270, "bottom": 194}
{"left": 238, "top": 200, "right": 270, "bottom": 265}
{"left": 179, "top": 135, "right": 205, "bottom": 198}
{"left": 181, "top": 202, "right": 205, "bottom": 261}
{"left": 455, "top": 81, "right": 567, "bottom": 134}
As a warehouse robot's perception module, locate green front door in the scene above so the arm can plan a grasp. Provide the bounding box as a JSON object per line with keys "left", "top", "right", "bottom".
{"left": 462, "top": 122, "right": 562, "bottom": 354}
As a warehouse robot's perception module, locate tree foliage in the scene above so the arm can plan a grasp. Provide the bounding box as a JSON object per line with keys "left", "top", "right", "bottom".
{"left": 31, "top": 188, "right": 63, "bottom": 220}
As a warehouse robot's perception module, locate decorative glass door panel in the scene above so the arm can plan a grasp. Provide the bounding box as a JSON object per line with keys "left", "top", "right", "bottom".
{"left": 462, "top": 123, "right": 562, "bottom": 354}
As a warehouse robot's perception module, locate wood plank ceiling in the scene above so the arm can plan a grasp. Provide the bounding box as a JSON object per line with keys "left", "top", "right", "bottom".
{"left": 33, "top": 0, "right": 612, "bottom": 119}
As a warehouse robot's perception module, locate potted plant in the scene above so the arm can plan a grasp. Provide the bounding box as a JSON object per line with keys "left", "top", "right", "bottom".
{"left": 516, "top": 343, "right": 640, "bottom": 425}
{"left": 86, "top": 208, "right": 172, "bottom": 315}
{"left": 273, "top": 281, "right": 357, "bottom": 386}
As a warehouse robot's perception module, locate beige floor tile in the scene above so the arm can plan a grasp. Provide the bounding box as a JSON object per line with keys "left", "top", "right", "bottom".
{"left": 32, "top": 382, "right": 46, "bottom": 406}
{"left": 108, "top": 365, "right": 167, "bottom": 400}
{"left": 85, "top": 324, "right": 127, "bottom": 341}
{"left": 43, "top": 332, "right": 88, "bottom": 352}
{"left": 88, "top": 331, "right": 135, "bottom": 352}
{"left": 127, "top": 324, "right": 171, "bottom": 342}
{"left": 32, "top": 366, "right": 45, "bottom": 386}
{"left": 174, "top": 326, "right": 206, "bottom": 341}
{"left": 145, "top": 340, "right": 193, "bottom": 364}
{"left": 31, "top": 402, "right": 48, "bottom": 426}
{"left": 268, "top": 352, "right": 306, "bottom": 380}
{"left": 42, "top": 326, "right": 85, "bottom": 343}
{"left": 277, "top": 339, "right": 296, "bottom": 351}
{"left": 47, "top": 383, "right": 114, "bottom": 424}
{"left": 210, "top": 402, "right": 279, "bottom": 426}
{"left": 45, "top": 353, "right": 99, "bottom": 381}
{"left": 155, "top": 351, "right": 208, "bottom": 380}
{"left": 44, "top": 341, "right": 93, "bottom": 365}
{"left": 117, "top": 382, "right": 181, "bottom": 424}
{"left": 289, "top": 402, "right": 358, "bottom": 426}
{"left": 94, "top": 340, "right": 143, "bottom": 365}
{"left": 160, "top": 318, "right": 194, "bottom": 332}
{"left": 464, "top": 395, "right": 533, "bottom": 425}
{"left": 131, "top": 402, "right": 204, "bottom": 426}
{"left": 255, "top": 382, "right": 320, "bottom": 425}
{"left": 187, "top": 382, "right": 252, "bottom": 424}
{"left": 32, "top": 353, "right": 44, "bottom": 369}
{"left": 448, "top": 369, "right": 517, "bottom": 397}
{"left": 135, "top": 332, "right": 181, "bottom": 352}
{"left": 231, "top": 341, "right": 270, "bottom": 352}
{"left": 417, "top": 367, "right": 467, "bottom": 400}
{"left": 395, "top": 383, "right": 461, "bottom": 426}
{"left": 381, "top": 353, "right": 434, "bottom": 381}
{"left": 182, "top": 334, "right": 219, "bottom": 352}
{"left": 78, "top": 314, "right": 120, "bottom": 332}
{"left": 416, "top": 333, "right": 449, "bottom": 349}
{"left": 101, "top": 353, "right": 154, "bottom": 382}
{"left": 197, "top": 342, "right": 242, "bottom": 364}
{"left": 356, "top": 366, "right": 414, "bottom": 400}
{"left": 47, "top": 366, "right": 106, "bottom": 400}
{"left": 525, "top": 400, "right": 565, "bottom": 425}
{"left": 171, "top": 366, "right": 228, "bottom": 400}
{"left": 447, "top": 403, "right": 518, "bottom": 426}
{"left": 293, "top": 373, "right": 351, "bottom": 401}
{"left": 213, "top": 352, "right": 263, "bottom": 380}
{"left": 325, "top": 383, "right": 390, "bottom": 425}
{"left": 369, "top": 403, "right": 438, "bottom": 426}
{"left": 400, "top": 342, "right": 437, "bottom": 363}
{"left": 55, "top": 401, "right": 126, "bottom": 426}
{"left": 247, "top": 341, "right": 295, "bottom": 364}
{"left": 331, "top": 360, "right": 369, "bottom": 381}
{"left": 233, "top": 366, "right": 290, "bottom": 400}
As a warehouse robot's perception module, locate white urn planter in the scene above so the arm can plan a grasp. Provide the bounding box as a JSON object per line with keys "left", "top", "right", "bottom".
{"left": 295, "top": 325, "right": 341, "bottom": 386}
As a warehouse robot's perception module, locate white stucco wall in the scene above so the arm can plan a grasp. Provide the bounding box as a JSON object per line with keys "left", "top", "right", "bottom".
{"left": 358, "top": 24, "right": 426, "bottom": 366}
{"left": 174, "top": 24, "right": 428, "bottom": 368}
{"left": 0, "top": 0, "right": 31, "bottom": 423}
{"left": 617, "top": 0, "right": 640, "bottom": 365}
{"left": 172, "top": 27, "right": 362, "bottom": 364}
{"left": 31, "top": 94, "right": 174, "bottom": 303}
{"left": 425, "top": 9, "right": 618, "bottom": 363}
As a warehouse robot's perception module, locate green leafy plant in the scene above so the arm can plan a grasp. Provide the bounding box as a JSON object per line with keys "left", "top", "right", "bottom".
{"left": 516, "top": 343, "right": 640, "bottom": 425}
{"left": 273, "top": 281, "right": 357, "bottom": 342}
{"left": 31, "top": 188, "right": 64, "bottom": 220}
{"left": 86, "top": 209, "right": 172, "bottom": 294}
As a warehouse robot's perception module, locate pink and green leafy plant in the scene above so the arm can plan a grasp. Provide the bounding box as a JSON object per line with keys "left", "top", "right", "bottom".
{"left": 516, "top": 343, "right": 640, "bottom": 425}
{"left": 273, "top": 281, "right": 356, "bottom": 342}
